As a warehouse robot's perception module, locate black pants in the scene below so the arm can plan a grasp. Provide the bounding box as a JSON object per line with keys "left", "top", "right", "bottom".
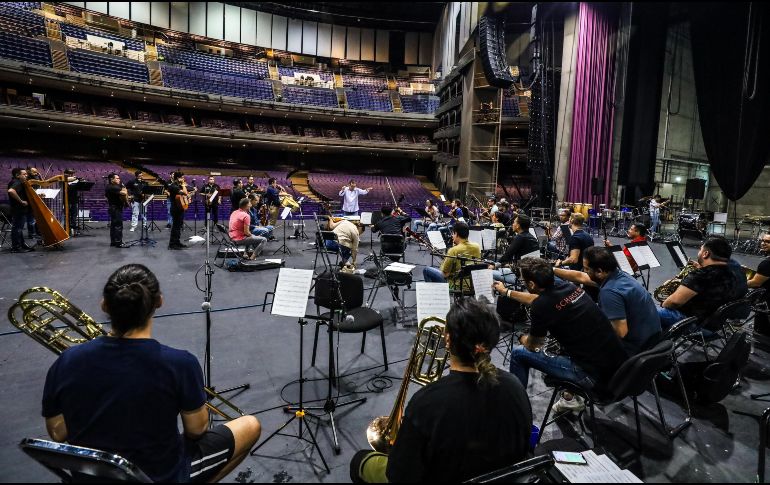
{"left": 206, "top": 205, "right": 219, "bottom": 225}
{"left": 69, "top": 200, "right": 78, "bottom": 233}
{"left": 11, "top": 209, "right": 26, "bottom": 249}
{"left": 108, "top": 205, "right": 123, "bottom": 245}
{"left": 170, "top": 208, "right": 184, "bottom": 246}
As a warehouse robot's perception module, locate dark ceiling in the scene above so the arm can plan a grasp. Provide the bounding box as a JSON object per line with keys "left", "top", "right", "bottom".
{"left": 226, "top": 2, "right": 446, "bottom": 32}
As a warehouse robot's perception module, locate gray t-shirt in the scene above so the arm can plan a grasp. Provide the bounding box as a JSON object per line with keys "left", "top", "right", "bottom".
{"left": 599, "top": 269, "right": 662, "bottom": 354}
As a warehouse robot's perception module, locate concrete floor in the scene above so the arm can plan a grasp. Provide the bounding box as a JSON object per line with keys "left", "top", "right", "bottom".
{"left": 0, "top": 222, "right": 768, "bottom": 483}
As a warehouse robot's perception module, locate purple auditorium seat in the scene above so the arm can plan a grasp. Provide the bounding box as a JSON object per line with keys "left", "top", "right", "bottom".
{"left": 67, "top": 50, "right": 149, "bottom": 83}
{"left": 158, "top": 45, "right": 268, "bottom": 80}
{"left": 282, "top": 85, "right": 338, "bottom": 108}
{"left": 161, "top": 65, "right": 274, "bottom": 101}
{"left": 0, "top": 32, "right": 52, "bottom": 67}
{"left": 400, "top": 95, "right": 440, "bottom": 114}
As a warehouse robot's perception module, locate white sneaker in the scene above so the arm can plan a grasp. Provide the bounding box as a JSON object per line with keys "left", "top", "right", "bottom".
{"left": 551, "top": 394, "right": 586, "bottom": 415}
{"left": 129, "top": 227, "right": 136, "bottom": 232}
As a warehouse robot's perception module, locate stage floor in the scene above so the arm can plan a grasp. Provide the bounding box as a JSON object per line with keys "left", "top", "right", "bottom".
{"left": 0, "top": 223, "right": 768, "bottom": 483}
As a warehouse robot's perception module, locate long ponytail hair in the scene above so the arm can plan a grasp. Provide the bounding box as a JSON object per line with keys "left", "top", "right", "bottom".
{"left": 445, "top": 297, "right": 500, "bottom": 388}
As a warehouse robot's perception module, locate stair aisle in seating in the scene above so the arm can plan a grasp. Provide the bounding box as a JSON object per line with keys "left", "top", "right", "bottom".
{"left": 147, "top": 60, "right": 162, "bottom": 86}
{"left": 268, "top": 61, "right": 279, "bottom": 80}
{"left": 48, "top": 39, "right": 68, "bottom": 70}
{"left": 289, "top": 171, "right": 321, "bottom": 202}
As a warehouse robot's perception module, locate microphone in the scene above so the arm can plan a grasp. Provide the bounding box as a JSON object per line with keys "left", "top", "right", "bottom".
{"left": 201, "top": 301, "right": 211, "bottom": 311}
{"left": 345, "top": 314, "right": 355, "bottom": 324}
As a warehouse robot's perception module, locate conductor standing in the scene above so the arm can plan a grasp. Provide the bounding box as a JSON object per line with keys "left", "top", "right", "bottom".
{"left": 339, "top": 179, "right": 373, "bottom": 216}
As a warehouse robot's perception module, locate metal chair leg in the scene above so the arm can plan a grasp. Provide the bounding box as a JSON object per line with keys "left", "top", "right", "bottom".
{"left": 633, "top": 397, "right": 643, "bottom": 451}
{"left": 360, "top": 332, "right": 367, "bottom": 354}
{"left": 537, "top": 387, "right": 561, "bottom": 445}
{"left": 380, "top": 322, "right": 388, "bottom": 370}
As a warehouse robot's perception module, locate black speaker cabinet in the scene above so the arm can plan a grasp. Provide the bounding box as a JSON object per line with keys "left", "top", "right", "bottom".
{"left": 685, "top": 178, "right": 706, "bottom": 200}
{"left": 591, "top": 177, "right": 605, "bottom": 196}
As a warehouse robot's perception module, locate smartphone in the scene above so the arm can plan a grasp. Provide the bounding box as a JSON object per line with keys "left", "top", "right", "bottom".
{"left": 552, "top": 451, "right": 588, "bottom": 465}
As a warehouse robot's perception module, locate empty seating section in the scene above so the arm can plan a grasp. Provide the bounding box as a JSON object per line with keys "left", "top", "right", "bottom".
{"left": 303, "top": 127, "right": 321, "bottom": 137}
{"left": 0, "top": 4, "right": 45, "bottom": 37}
{"left": 415, "top": 134, "right": 432, "bottom": 144}
{"left": 62, "top": 101, "right": 87, "bottom": 115}
{"left": 323, "top": 128, "right": 341, "bottom": 138}
{"left": 282, "top": 85, "right": 338, "bottom": 108}
{"left": 502, "top": 91, "right": 522, "bottom": 117}
{"left": 68, "top": 50, "right": 149, "bottom": 83}
{"left": 275, "top": 125, "right": 293, "bottom": 135}
{"left": 0, "top": 32, "right": 51, "bottom": 66}
{"left": 345, "top": 89, "right": 392, "bottom": 112}
{"left": 254, "top": 123, "right": 274, "bottom": 134}
{"left": 400, "top": 95, "right": 439, "bottom": 114}
{"left": 279, "top": 66, "right": 334, "bottom": 82}
{"left": 200, "top": 118, "right": 242, "bottom": 131}
{"left": 395, "top": 134, "right": 412, "bottom": 143}
{"left": 165, "top": 114, "right": 186, "bottom": 125}
{"left": 9, "top": 94, "right": 42, "bottom": 108}
{"left": 344, "top": 74, "right": 387, "bottom": 90}
{"left": 96, "top": 106, "right": 121, "bottom": 118}
{"left": 59, "top": 23, "right": 145, "bottom": 52}
{"left": 308, "top": 173, "right": 435, "bottom": 214}
{"left": 158, "top": 45, "right": 268, "bottom": 79}
{"left": 135, "top": 111, "right": 160, "bottom": 122}
{"left": 369, "top": 132, "right": 387, "bottom": 142}
{"left": 160, "top": 65, "right": 274, "bottom": 101}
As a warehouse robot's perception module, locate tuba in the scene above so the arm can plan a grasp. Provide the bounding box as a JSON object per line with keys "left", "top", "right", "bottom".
{"left": 653, "top": 263, "right": 698, "bottom": 303}
{"left": 366, "top": 317, "right": 448, "bottom": 453}
{"left": 8, "top": 287, "right": 243, "bottom": 420}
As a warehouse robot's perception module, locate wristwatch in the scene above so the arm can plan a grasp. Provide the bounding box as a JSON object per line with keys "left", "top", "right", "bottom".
{"left": 506, "top": 289, "right": 512, "bottom": 299}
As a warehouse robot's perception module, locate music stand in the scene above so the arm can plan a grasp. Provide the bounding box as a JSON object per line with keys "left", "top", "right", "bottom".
{"left": 273, "top": 207, "right": 292, "bottom": 255}
{"left": 124, "top": 188, "right": 159, "bottom": 247}
{"left": 71, "top": 181, "right": 94, "bottom": 236}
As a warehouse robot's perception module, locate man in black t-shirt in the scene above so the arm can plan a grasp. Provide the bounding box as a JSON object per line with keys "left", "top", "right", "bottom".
{"left": 505, "top": 258, "right": 627, "bottom": 412}
{"left": 104, "top": 173, "right": 128, "bottom": 248}
{"left": 243, "top": 175, "right": 258, "bottom": 195}
{"left": 350, "top": 298, "right": 532, "bottom": 483}
{"left": 201, "top": 176, "right": 222, "bottom": 226}
{"left": 230, "top": 179, "right": 245, "bottom": 215}
{"left": 556, "top": 213, "right": 594, "bottom": 270}
{"left": 658, "top": 237, "right": 739, "bottom": 329}
{"left": 492, "top": 214, "right": 540, "bottom": 284}
{"left": 373, "top": 206, "right": 412, "bottom": 235}
{"left": 749, "top": 233, "right": 770, "bottom": 337}
{"left": 7, "top": 167, "right": 34, "bottom": 252}
{"left": 167, "top": 172, "right": 188, "bottom": 250}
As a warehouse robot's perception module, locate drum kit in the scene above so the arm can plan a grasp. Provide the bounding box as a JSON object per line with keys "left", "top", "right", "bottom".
{"left": 558, "top": 201, "right": 637, "bottom": 236}
{"left": 733, "top": 214, "right": 770, "bottom": 255}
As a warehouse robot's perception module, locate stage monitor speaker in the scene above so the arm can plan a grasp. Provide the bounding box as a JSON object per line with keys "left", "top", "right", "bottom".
{"left": 685, "top": 178, "right": 706, "bottom": 200}
{"left": 591, "top": 177, "right": 604, "bottom": 196}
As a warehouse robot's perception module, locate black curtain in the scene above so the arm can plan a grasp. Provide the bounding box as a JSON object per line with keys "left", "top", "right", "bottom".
{"left": 689, "top": 2, "right": 770, "bottom": 201}
{"left": 617, "top": 3, "right": 669, "bottom": 205}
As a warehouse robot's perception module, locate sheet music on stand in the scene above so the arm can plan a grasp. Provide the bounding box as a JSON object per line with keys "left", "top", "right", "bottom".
{"left": 665, "top": 241, "right": 689, "bottom": 269}
{"left": 427, "top": 231, "right": 447, "bottom": 250}
{"left": 271, "top": 268, "right": 314, "bottom": 318}
{"left": 626, "top": 242, "right": 661, "bottom": 269}
{"left": 280, "top": 207, "right": 292, "bottom": 220}
{"left": 360, "top": 212, "right": 373, "bottom": 225}
{"left": 143, "top": 194, "right": 155, "bottom": 208}
{"left": 208, "top": 189, "right": 218, "bottom": 205}
{"left": 608, "top": 245, "right": 635, "bottom": 275}
{"left": 440, "top": 194, "right": 446, "bottom": 202}
{"left": 529, "top": 228, "right": 538, "bottom": 239}
{"left": 36, "top": 188, "right": 60, "bottom": 199}
{"left": 471, "top": 269, "right": 495, "bottom": 302}
{"left": 468, "top": 229, "right": 483, "bottom": 248}
{"left": 482, "top": 229, "right": 497, "bottom": 251}
{"left": 416, "top": 282, "right": 451, "bottom": 324}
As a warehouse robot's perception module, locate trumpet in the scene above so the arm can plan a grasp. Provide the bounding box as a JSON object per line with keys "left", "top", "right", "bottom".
{"left": 8, "top": 287, "right": 244, "bottom": 420}
{"left": 366, "top": 317, "right": 448, "bottom": 453}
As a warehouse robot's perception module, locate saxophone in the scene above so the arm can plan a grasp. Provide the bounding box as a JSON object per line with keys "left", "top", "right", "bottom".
{"left": 653, "top": 263, "right": 698, "bottom": 303}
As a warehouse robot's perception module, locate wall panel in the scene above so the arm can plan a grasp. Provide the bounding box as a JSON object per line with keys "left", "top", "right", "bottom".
{"left": 317, "top": 22, "right": 332, "bottom": 57}
{"left": 346, "top": 26, "right": 360, "bottom": 60}
{"left": 419, "top": 32, "right": 433, "bottom": 65}
{"left": 206, "top": 2, "right": 224, "bottom": 40}
{"left": 189, "top": 1, "right": 206, "bottom": 36}
{"left": 240, "top": 7, "right": 256, "bottom": 46}
{"left": 224, "top": 3, "right": 240, "bottom": 42}
{"left": 151, "top": 2, "right": 169, "bottom": 29}
{"left": 256, "top": 11, "right": 271, "bottom": 48}
{"left": 375, "top": 29, "right": 389, "bottom": 62}
{"left": 405, "top": 32, "right": 418, "bottom": 64}
{"left": 331, "top": 24, "right": 346, "bottom": 58}
{"left": 170, "top": 2, "right": 188, "bottom": 33}
{"left": 271, "top": 14, "right": 287, "bottom": 50}
{"left": 109, "top": 2, "right": 130, "bottom": 19}
{"left": 87, "top": 2, "right": 108, "bottom": 14}
{"left": 302, "top": 21, "right": 317, "bottom": 55}
{"left": 360, "top": 28, "right": 374, "bottom": 61}
{"left": 130, "top": 2, "right": 150, "bottom": 24}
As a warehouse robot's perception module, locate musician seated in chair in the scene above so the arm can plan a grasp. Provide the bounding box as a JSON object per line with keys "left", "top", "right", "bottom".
{"left": 324, "top": 217, "right": 364, "bottom": 267}
{"left": 350, "top": 298, "right": 532, "bottom": 483}
{"left": 41, "top": 264, "right": 262, "bottom": 482}
{"left": 499, "top": 258, "right": 627, "bottom": 415}
{"left": 657, "top": 237, "right": 742, "bottom": 330}
{"left": 554, "top": 213, "right": 593, "bottom": 271}
{"left": 423, "top": 222, "right": 481, "bottom": 292}
{"left": 551, "top": 247, "right": 662, "bottom": 355}
{"left": 246, "top": 194, "right": 275, "bottom": 240}
{"left": 490, "top": 214, "right": 540, "bottom": 284}
{"left": 228, "top": 198, "right": 266, "bottom": 259}
{"left": 604, "top": 222, "right": 647, "bottom": 273}
{"left": 373, "top": 206, "right": 411, "bottom": 235}
{"left": 545, "top": 209, "right": 571, "bottom": 259}
{"left": 748, "top": 233, "right": 770, "bottom": 340}
{"left": 411, "top": 199, "right": 439, "bottom": 233}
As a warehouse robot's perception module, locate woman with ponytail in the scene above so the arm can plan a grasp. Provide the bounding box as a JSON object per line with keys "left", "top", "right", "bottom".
{"left": 351, "top": 297, "right": 532, "bottom": 483}
{"left": 42, "top": 264, "right": 261, "bottom": 482}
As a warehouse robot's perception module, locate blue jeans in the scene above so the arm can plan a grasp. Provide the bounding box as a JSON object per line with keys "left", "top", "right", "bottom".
{"left": 657, "top": 307, "right": 688, "bottom": 331}
{"left": 650, "top": 212, "right": 660, "bottom": 233}
{"left": 25, "top": 212, "right": 36, "bottom": 237}
{"left": 546, "top": 242, "right": 565, "bottom": 259}
{"left": 493, "top": 268, "right": 517, "bottom": 284}
{"left": 427, "top": 223, "right": 440, "bottom": 232}
{"left": 423, "top": 266, "right": 447, "bottom": 283}
{"left": 509, "top": 345, "right": 596, "bottom": 390}
{"left": 325, "top": 240, "right": 352, "bottom": 262}
{"left": 411, "top": 220, "right": 427, "bottom": 232}
{"left": 166, "top": 199, "right": 173, "bottom": 225}
{"left": 251, "top": 225, "right": 274, "bottom": 238}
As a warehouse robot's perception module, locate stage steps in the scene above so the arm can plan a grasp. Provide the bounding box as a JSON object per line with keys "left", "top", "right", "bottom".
{"left": 289, "top": 171, "right": 321, "bottom": 202}
{"left": 416, "top": 175, "right": 442, "bottom": 198}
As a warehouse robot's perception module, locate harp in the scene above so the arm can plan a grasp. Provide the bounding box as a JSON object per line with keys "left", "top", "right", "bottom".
{"left": 24, "top": 175, "right": 70, "bottom": 247}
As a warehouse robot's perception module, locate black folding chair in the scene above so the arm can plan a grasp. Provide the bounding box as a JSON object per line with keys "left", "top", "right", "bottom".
{"left": 19, "top": 438, "right": 152, "bottom": 483}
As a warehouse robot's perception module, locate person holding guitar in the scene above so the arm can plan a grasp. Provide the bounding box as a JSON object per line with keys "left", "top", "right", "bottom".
{"left": 201, "top": 176, "right": 221, "bottom": 227}
{"left": 167, "top": 171, "right": 189, "bottom": 250}
{"left": 105, "top": 173, "right": 129, "bottom": 248}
